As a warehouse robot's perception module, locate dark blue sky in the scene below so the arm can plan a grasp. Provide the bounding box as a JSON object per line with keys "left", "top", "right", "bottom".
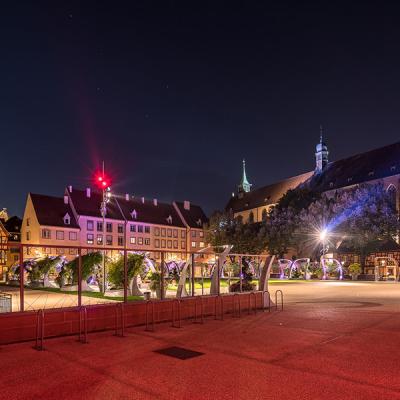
{"left": 2, "top": 1, "right": 400, "bottom": 216}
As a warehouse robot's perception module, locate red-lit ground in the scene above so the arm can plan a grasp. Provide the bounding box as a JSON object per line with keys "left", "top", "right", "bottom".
{"left": 1, "top": 281, "right": 400, "bottom": 400}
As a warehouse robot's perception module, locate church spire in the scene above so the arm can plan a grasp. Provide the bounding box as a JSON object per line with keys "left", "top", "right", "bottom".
{"left": 238, "top": 159, "right": 252, "bottom": 193}
{"left": 315, "top": 125, "right": 329, "bottom": 172}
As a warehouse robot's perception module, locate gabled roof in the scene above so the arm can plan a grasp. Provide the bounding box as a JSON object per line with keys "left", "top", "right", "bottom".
{"left": 226, "top": 171, "right": 313, "bottom": 213}
{"left": 174, "top": 201, "right": 208, "bottom": 228}
{"left": 30, "top": 193, "right": 80, "bottom": 229}
{"left": 67, "top": 189, "right": 124, "bottom": 220}
{"left": 116, "top": 197, "right": 185, "bottom": 227}
{"left": 309, "top": 141, "right": 400, "bottom": 192}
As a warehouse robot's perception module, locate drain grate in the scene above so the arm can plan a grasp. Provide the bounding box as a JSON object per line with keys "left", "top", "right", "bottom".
{"left": 154, "top": 346, "right": 204, "bottom": 360}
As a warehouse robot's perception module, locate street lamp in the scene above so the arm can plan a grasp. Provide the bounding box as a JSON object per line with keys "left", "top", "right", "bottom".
{"left": 95, "top": 162, "right": 111, "bottom": 294}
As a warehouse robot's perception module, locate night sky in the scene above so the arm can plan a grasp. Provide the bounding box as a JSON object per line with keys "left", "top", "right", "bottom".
{"left": 2, "top": 2, "right": 400, "bottom": 217}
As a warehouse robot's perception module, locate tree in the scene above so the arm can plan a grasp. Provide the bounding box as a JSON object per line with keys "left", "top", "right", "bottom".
{"left": 108, "top": 253, "right": 145, "bottom": 295}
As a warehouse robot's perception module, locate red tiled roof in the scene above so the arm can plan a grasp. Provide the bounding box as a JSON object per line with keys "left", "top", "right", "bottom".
{"left": 30, "top": 193, "right": 80, "bottom": 229}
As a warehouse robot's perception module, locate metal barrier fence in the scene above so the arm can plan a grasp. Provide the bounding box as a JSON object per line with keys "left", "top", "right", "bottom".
{"left": 0, "top": 292, "right": 12, "bottom": 313}
{"left": 0, "top": 243, "right": 277, "bottom": 314}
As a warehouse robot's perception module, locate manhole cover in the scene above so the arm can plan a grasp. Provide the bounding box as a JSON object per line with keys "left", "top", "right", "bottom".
{"left": 154, "top": 346, "right": 204, "bottom": 360}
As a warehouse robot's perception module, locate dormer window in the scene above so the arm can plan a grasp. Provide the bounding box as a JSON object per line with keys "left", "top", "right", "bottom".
{"left": 63, "top": 213, "right": 71, "bottom": 225}
{"left": 347, "top": 177, "right": 353, "bottom": 183}
{"left": 391, "top": 165, "right": 396, "bottom": 172}
{"left": 166, "top": 215, "right": 172, "bottom": 224}
{"left": 329, "top": 182, "right": 334, "bottom": 188}
{"left": 130, "top": 209, "right": 137, "bottom": 219}
{"left": 196, "top": 218, "right": 202, "bottom": 227}
{"left": 368, "top": 171, "right": 374, "bottom": 177}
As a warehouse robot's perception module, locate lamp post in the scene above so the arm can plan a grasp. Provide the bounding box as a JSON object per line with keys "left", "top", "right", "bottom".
{"left": 95, "top": 162, "right": 111, "bottom": 294}
{"left": 319, "top": 228, "right": 328, "bottom": 280}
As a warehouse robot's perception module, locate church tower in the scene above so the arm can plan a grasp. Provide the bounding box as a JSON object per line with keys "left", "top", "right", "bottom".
{"left": 315, "top": 126, "right": 329, "bottom": 172}
{"left": 238, "top": 159, "right": 252, "bottom": 194}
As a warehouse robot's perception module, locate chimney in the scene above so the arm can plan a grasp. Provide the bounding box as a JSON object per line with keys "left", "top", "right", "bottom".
{"left": 86, "top": 188, "right": 91, "bottom": 198}
{"left": 64, "top": 195, "right": 69, "bottom": 205}
{"left": 153, "top": 198, "right": 158, "bottom": 206}
{"left": 68, "top": 185, "right": 72, "bottom": 193}
{"left": 125, "top": 194, "right": 129, "bottom": 201}
{"left": 184, "top": 200, "right": 190, "bottom": 210}
{"left": 141, "top": 197, "right": 145, "bottom": 204}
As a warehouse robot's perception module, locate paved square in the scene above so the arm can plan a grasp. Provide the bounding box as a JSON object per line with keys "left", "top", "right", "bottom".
{"left": 1, "top": 281, "right": 400, "bottom": 399}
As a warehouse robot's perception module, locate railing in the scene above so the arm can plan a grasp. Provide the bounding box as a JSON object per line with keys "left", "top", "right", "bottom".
{"left": 145, "top": 300, "right": 155, "bottom": 332}
{"left": 248, "top": 291, "right": 257, "bottom": 315}
{"left": 193, "top": 296, "right": 204, "bottom": 324}
{"left": 262, "top": 290, "right": 271, "bottom": 312}
{"left": 34, "top": 309, "right": 45, "bottom": 351}
{"left": 214, "top": 295, "right": 224, "bottom": 320}
{"left": 233, "top": 293, "right": 241, "bottom": 318}
{"left": 114, "top": 303, "right": 125, "bottom": 337}
{"left": 275, "top": 290, "right": 284, "bottom": 311}
{"left": 78, "top": 306, "right": 89, "bottom": 344}
{"left": 171, "top": 299, "right": 182, "bottom": 328}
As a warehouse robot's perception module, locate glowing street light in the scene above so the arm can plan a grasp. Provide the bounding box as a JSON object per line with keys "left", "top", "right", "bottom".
{"left": 319, "top": 228, "right": 328, "bottom": 242}
{"left": 94, "top": 162, "right": 112, "bottom": 294}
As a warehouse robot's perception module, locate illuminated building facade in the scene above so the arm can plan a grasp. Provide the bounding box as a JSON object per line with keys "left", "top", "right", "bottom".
{"left": 21, "top": 187, "right": 208, "bottom": 262}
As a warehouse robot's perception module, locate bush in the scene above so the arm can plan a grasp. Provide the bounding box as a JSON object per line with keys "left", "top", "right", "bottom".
{"left": 108, "top": 253, "right": 145, "bottom": 288}
{"left": 229, "top": 280, "right": 256, "bottom": 292}
{"left": 348, "top": 263, "right": 361, "bottom": 276}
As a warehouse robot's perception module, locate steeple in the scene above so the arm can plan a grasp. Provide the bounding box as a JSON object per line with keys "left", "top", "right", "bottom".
{"left": 315, "top": 125, "right": 329, "bottom": 172}
{"left": 238, "top": 159, "right": 252, "bottom": 194}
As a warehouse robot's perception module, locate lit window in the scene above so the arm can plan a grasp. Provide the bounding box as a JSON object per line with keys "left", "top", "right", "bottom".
{"left": 200, "top": 242, "right": 205, "bottom": 248}
{"left": 87, "top": 234, "right": 94, "bottom": 244}
{"left": 69, "top": 232, "right": 77, "bottom": 241}
{"left": 138, "top": 237, "right": 143, "bottom": 245}
{"left": 191, "top": 242, "right": 196, "bottom": 248}
{"left": 42, "top": 229, "right": 51, "bottom": 239}
{"left": 56, "top": 231, "right": 64, "bottom": 240}
{"left": 97, "top": 235, "right": 103, "bottom": 245}
{"left": 69, "top": 248, "right": 77, "bottom": 255}
{"left": 130, "top": 237, "right": 136, "bottom": 244}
